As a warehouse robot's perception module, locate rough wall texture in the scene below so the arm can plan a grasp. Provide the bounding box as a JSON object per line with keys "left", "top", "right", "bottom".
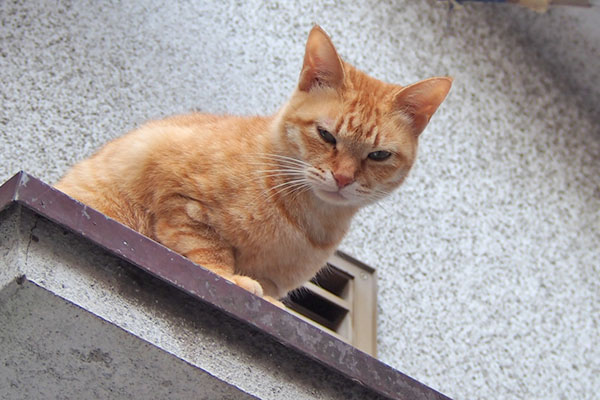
{"left": 1, "top": 1, "right": 598, "bottom": 399}
{"left": 0, "top": 280, "right": 259, "bottom": 400}
{"left": 0, "top": 205, "right": 388, "bottom": 400}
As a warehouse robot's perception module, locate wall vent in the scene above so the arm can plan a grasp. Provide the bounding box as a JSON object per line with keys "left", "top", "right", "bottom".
{"left": 283, "top": 251, "right": 377, "bottom": 356}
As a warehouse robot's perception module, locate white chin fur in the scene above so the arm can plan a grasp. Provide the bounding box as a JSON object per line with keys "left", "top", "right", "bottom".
{"left": 306, "top": 168, "right": 368, "bottom": 206}
{"left": 313, "top": 186, "right": 361, "bottom": 206}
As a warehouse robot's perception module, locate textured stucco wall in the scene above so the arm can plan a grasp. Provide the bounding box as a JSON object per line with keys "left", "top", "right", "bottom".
{"left": 0, "top": 280, "right": 259, "bottom": 400}
{"left": 0, "top": 205, "right": 387, "bottom": 400}
{"left": 1, "top": 1, "right": 598, "bottom": 399}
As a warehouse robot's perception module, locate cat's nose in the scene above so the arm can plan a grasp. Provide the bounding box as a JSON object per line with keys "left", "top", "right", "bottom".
{"left": 333, "top": 173, "right": 354, "bottom": 189}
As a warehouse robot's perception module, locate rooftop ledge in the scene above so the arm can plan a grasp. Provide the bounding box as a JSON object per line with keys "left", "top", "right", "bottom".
{"left": 0, "top": 171, "right": 452, "bottom": 400}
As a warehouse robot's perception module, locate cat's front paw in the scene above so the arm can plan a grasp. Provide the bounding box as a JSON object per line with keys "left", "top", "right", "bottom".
{"left": 232, "top": 275, "right": 264, "bottom": 297}
{"left": 264, "top": 296, "right": 286, "bottom": 309}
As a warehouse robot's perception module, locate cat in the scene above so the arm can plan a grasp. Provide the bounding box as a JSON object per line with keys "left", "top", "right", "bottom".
{"left": 55, "top": 25, "right": 452, "bottom": 304}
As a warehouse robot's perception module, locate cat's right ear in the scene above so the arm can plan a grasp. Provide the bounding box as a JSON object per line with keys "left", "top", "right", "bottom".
{"left": 298, "top": 25, "right": 345, "bottom": 92}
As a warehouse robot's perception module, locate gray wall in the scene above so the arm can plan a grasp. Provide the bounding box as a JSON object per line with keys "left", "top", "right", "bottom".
{"left": 0, "top": 204, "right": 385, "bottom": 400}
{"left": 1, "top": 1, "right": 598, "bottom": 399}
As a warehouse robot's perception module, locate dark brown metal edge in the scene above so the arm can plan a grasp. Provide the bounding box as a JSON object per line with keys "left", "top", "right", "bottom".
{"left": 0, "top": 171, "right": 22, "bottom": 213}
{"left": 0, "top": 172, "right": 453, "bottom": 400}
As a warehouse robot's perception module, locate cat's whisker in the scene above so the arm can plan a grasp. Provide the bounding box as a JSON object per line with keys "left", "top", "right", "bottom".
{"left": 242, "top": 170, "right": 304, "bottom": 181}
{"left": 283, "top": 185, "right": 313, "bottom": 204}
{"left": 255, "top": 169, "right": 306, "bottom": 182}
{"left": 243, "top": 167, "right": 310, "bottom": 206}
{"left": 372, "top": 191, "right": 387, "bottom": 199}
{"left": 245, "top": 157, "right": 302, "bottom": 165}
{"left": 269, "top": 178, "right": 310, "bottom": 195}
{"left": 238, "top": 168, "right": 306, "bottom": 183}
{"left": 255, "top": 169, "right": 306, "bottom": 176}
{"left": 264, "top": 179, "right": 312, "bottom": 203}
{"left": 371, "top": 198, "right": 387, "bottom": 212}
{"left": 260, "top": 186, "right": 303, "bottom": 206}
{"left": 274, "top": 184, "right": 309, "bottom": 202}
{"left": 365, "top": 189, "right": 392, "bottom": 210}
{"left": 354, "top": 186, "right": 391, "bottom": 209}
{"left": 289, "top": 184, "right": 313, "bottom": 202}
{"left": 245, "top": 177, "right": 311, "bottom": 207}
{"left": 254, "top": 152, "right": 310, "bottom": 164}
{"left": 252, "top": 153, "right": 312, "bottom": 168}
{"left": 370, "top": 191, "right": 390, "bottom": 203}
{"left": 246, "top": 163, "right": 308, "bottom": 175}
{"left": 246, "top": 161, "right": 303, "bottom": 170}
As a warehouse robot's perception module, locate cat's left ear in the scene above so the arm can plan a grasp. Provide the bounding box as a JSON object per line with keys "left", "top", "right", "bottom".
{"left": 394, "top": 77, "right": 453, "bottom": 136}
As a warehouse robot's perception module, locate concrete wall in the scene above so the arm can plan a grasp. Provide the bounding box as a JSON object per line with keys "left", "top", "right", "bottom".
{"left": 0, "top": 204, "right": 388, "bottom": 400}
{"left": 1, "top": 1, "right": 598, "bottom": 399}
{"left": 0, "top": 280, "right": 259, "bottom": 400}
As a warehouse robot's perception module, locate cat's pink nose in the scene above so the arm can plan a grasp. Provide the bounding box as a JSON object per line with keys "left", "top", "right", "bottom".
{"left": 333, "top": 173, "right": 354, "bottom": 189}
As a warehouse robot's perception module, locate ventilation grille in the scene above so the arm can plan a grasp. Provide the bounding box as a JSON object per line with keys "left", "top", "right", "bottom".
{"left": 283, "top": 251, "right": 377, "bottom": 356}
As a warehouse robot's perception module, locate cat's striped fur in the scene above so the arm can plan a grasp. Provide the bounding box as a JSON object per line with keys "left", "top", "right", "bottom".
{"left": 56, "top": 26, "right": 452, "bottom": 302}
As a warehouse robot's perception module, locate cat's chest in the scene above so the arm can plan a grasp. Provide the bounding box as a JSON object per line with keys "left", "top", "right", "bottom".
{"left": 238, "top": 203, "right": 348, "bottom": 255}
{"left": 236, "top": 232, "right": 333, "bottom": 296}
{"left": 230, "top": 208, "right": 351, "bottom": 294}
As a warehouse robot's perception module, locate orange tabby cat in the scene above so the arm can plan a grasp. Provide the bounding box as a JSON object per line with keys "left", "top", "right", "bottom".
{"left": 55, "top": 26, "right": 452, "bottom": 302}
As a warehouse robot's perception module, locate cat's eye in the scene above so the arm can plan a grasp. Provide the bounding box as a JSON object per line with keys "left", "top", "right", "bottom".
{"left": 317, "top": 127, "right": 337, "bottom": 145}
{"left": 368, "top": 150, "right": 392, "bottom": 161}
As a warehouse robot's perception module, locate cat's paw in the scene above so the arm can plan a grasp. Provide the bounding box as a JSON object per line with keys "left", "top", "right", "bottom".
{"left": 264, "top": 296, "right": 286, "bottom": 309}
{"left": 232, "top": 275, "right": 264, "bottom": 297}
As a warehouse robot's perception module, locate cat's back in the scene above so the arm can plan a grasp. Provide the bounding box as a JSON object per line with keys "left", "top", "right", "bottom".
{"left": 55, "top": 112, "right": 271, "bottom": 232}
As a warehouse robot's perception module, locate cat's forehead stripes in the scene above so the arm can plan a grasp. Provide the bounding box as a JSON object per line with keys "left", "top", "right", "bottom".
{"left": 333, "top": 91, "right": 389, "bottom": 149}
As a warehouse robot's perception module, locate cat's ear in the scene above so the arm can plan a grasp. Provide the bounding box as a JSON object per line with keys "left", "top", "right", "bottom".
{"left": 298, "top": 25, "right": 345, "bottom": 92}
{"left": 394, "top": 77, "right": 453, "bottom": 136}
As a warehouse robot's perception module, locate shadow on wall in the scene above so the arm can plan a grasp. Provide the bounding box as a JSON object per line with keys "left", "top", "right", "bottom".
{"left": 444, "top": 3, "right": 600, "bottom": 203}
{"left": 489, "top": 4, "right": 600, "bottom": 130}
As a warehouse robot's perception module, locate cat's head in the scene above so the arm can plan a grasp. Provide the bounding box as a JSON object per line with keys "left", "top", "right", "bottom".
{"left": 273, "top": 25, "right": 452, "bottom": 208}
